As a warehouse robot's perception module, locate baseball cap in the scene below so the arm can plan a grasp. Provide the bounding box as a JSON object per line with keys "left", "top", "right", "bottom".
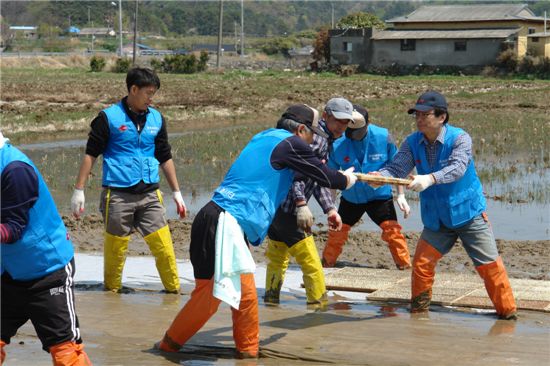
{"left": 282, "top": 104, "right": 328, "bottom": 139}
{"left": 348, "top": 105, "right": 368, "bottom": 129}
{"left": 325, "top": 97, "right": 355, "bottom": 122}
{"left": 408, "top": 91, "right": 447, "bottom": 114}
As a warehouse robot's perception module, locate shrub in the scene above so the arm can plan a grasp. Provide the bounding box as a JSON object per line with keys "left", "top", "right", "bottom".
{"left": 112, "top": 58, "right": 132, "bottom": 73}
{"left": 518, "top": 55, "right": 537, "bottom": 76}
{"left": 89, "top": 56, "right": 106, "bottom": 72}
{"left": 150, "top": 58, "right": 163, "bottom": 72}
{"left": 260, "top": 36, "right": 298, "bottom": 57}
{"left": 496, "top": 49, "right": 518, "bottom": 73}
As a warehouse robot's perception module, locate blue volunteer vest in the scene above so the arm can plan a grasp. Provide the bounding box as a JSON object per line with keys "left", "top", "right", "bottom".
{"left": 407, "top": 125, "right": 485, "bottom": 231}
{"left": 102, "top": 102, "right": 162, "bottom": 187}
{"left": 0, "top": 144, "right": 74, "bottom": 280}
{"left": 330, "top": 124, "right": 394, "bottom": 203}
{"left": 212, "top": 129, "right": 294, "bottom": 245}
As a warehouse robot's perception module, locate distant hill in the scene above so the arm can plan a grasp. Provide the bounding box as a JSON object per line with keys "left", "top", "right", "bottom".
{"left": 2, "top": 1, "right": 549, "bottom": 38}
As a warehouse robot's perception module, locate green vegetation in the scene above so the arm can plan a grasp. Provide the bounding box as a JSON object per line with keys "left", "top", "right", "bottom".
{"left": 89, "top": 55, "right": 106, "bottom": 72}
{"left": 336, "top": 12, "right": 386, "bottom": 29}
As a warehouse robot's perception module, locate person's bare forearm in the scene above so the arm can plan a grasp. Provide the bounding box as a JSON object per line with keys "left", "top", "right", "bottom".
{"left": 160, "top": 159, "right": 180, "bottom": 192}
{"left": 75, "top": 155, "right": 96, "bottom": 189}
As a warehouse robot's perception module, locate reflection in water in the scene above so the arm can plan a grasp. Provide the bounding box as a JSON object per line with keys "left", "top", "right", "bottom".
{"left": 379, "top": 306, "right": 398, "bottom": 318}
{"left": 488, "top": 319, "right": 517, "bottom": 336}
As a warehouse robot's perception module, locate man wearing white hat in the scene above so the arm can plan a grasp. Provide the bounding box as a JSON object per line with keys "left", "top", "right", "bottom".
{"left": 322, "top": 105, "right": 412, "bottom": 269}
{"left": 264, "top": 97, "right": 356, "bottom": 308}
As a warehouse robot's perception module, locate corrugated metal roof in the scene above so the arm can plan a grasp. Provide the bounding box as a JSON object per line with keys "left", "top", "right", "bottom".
{"left": 372, "top": 28, "right": 520, "bottom": 40}
{"left": 387, "top": 4, "right": 543, "bottom": 23}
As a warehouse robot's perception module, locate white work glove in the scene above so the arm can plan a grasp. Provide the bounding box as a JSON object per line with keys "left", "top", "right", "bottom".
{"left": 408, "top": 174, "right": 435, "bottom": 192}
{"left": 396, "top": 193, "right": 410, "bottom": 219}
{"left": 296, "top": 204, "right": 314, "bottom": 232}
{"left": 327, "top": 209, "right": 342, "bottom": 231}
{"left": 341, "top": 167, "right": 357, "bottom": 189}
{"left": 71, "top": 188, "right": 85, "bottom": 218}
{"left": 172, "top": 191, "right": 187, "bottom": 219}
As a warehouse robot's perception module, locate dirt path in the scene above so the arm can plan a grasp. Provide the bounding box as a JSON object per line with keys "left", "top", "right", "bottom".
{"left": 63, "top": 214, "right": 549, "bottom": 281}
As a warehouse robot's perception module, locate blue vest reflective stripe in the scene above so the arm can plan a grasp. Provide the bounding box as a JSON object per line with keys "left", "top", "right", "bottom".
{"left": 102, "top": 102, "right": 162, "bottom": 187}
{"left": 330, "top": 124, "right": 393, "bottom": 204}
{"left": 407, "top": 125, "right": 485, "bottom": 231}
{"left": 212, "top": 129, "right": 294, "bottom": 245}
{"left": 0, "top": 144, "right": 74, "bottom": 280}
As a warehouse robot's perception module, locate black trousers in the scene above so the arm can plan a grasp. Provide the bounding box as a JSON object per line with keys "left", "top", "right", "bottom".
{"left": 338, "top": 197, "right": 398, "bottom": 227}
{"left": 1, "top": 258, "right": 82, "bottom": 351}
{"left": 267, "top": 206, "right": 308, "bottom": 248}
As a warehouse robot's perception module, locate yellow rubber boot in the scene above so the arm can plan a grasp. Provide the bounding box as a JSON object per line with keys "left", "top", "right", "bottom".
{"left": 104, "top": 232, "right": 130, "bottom": 291}
{"left": 144, "top": 225, "right": 180, "bottom": 293}
{"left": 380, "top": 220, "right": 411, "bottom": 270}
{"left": 264, "top": 239, "right": 290, "bottom": 304}
{"left": 322, "top": 224, "right": 351, "bottom": 267}
{"left": 289, "top": 236, "right": 327, "bottom": 307}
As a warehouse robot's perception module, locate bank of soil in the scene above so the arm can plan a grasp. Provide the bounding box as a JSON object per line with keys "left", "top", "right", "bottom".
{"left": 63, "top": 214, "right": 549, "bottom": 281}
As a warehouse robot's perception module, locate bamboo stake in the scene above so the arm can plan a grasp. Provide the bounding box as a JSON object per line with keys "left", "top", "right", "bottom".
{"left": 354, "top": 173, "right": 412, "bottom": 186}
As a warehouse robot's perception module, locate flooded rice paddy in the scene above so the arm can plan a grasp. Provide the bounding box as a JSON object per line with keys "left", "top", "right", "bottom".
{"left": 19, "top": 125, "right": 549, "bottom": 240}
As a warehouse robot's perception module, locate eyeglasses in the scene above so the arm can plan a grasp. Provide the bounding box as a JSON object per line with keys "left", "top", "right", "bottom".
{"left": 411, "top": 111, "right": 435, "bottom": 118}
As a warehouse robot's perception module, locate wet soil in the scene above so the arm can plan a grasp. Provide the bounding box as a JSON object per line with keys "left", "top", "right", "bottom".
{"left": 7, "top": 286, "right": 550, "bottom": 366}
{"left": 63, "top": 214, "right": 550, "bottom": 281}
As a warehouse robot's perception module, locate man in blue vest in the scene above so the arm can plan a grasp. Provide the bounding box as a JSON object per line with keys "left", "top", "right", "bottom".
{"left": 323, "top": 104, "right": 411, "bottom": 270}
{"left": 71, "top": 67, "right": 186, "bottom": 293}
{"left": 156, "top": 104, "right": 357, "bottom": 359}
{"left": 1, "top": 132, "right": 92, "bottom": 365}
{"left": 264, "top": 97, "right": 355, "bottom": 309}
{"left": 374, "top": 91, "right": 517, "bottom": 319}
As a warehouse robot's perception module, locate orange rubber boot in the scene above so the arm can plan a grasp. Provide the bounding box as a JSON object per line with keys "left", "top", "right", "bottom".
{"left": 476, "top": 257, "right": 517, "bottom": 319}
{"left": 322, "top": 224, "right": 351, "bottom": 267}
{"left": 380, "top": 220, "right": 411, "bottom": 270}
{"left": 231, "top": 274, "right": 259, "bottom": 358}
{"left": 49, "top": 341, "right": 92, "bottom": 366}
{"left": 159, "top": 279, "right": 221, "bottom": 352}
{"left": 1, "top": 340, "right": 6, "bottom": 364}
{"left": 411, "top": 239, "right": 442, "bottom": 313}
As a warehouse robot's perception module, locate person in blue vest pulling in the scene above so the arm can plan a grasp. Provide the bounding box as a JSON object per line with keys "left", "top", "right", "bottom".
{"left": 264, "top": 97, "right": 355, "bottom": 309}
{"left": 323, "top": 104, "right": 411, "bottom": 270}
{"left": 1, "top": 132, "right": 92, "bottom": 365}
{"left": 71, "top": 67, "right": 186, "bottom": 294}
{"left": 156, "top": 104, "right": 357, "bottom": 359}
{"left": 372, "top": 91, "right": 517, "bottom": 319}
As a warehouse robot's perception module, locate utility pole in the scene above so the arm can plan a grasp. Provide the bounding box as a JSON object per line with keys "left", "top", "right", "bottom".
{"left": 119, "top": 0, "right": 123, "bottom": 57}
{"left": 240, "top": 0, "right": 244, "bottom": 57}
{"left": 234, "top": 21, "right": 238, "bottom": 52}
{"left": 132, "top": 0, "right": 138, "bottom": 65}
{"left": 331, "top": 2, "right": 334, "bottom": 28}
{"left": 216, "top": 0, "right": 223, "bottom": 69}
{"left": 88, "top": 7, "right": 91, "bottom": 26}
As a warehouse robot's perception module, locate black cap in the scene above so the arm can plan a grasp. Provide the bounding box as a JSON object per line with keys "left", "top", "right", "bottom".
{"left": 408, "top": 91, "right": 448, "bottom": 114}
{"left": 282, "top": 104, "right": 328, "bottom": 139}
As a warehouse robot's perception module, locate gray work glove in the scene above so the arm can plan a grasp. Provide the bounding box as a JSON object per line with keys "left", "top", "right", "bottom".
{"left": 296, "top": 204, "right": 314, "bottom": 232}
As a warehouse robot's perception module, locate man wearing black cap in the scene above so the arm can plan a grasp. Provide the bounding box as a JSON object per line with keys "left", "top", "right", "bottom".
{"left": 373, "top": 90, "right": 517, "bottom": 320}
{"left": 263, "top": 97, "right": 355, "bottom": 309}
{"left": 156, "top": 104, "right": 357, "bottom": 359}
{"left": 323, "top": 105, "right": 411, "bottom": 270}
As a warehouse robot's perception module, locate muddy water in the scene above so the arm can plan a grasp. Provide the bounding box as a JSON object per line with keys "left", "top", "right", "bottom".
{"left": 18, "top": 135, "right": 550, "bottom": 240}
{"left": 6, "top": 286, "right": 550, "bottom": 365}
